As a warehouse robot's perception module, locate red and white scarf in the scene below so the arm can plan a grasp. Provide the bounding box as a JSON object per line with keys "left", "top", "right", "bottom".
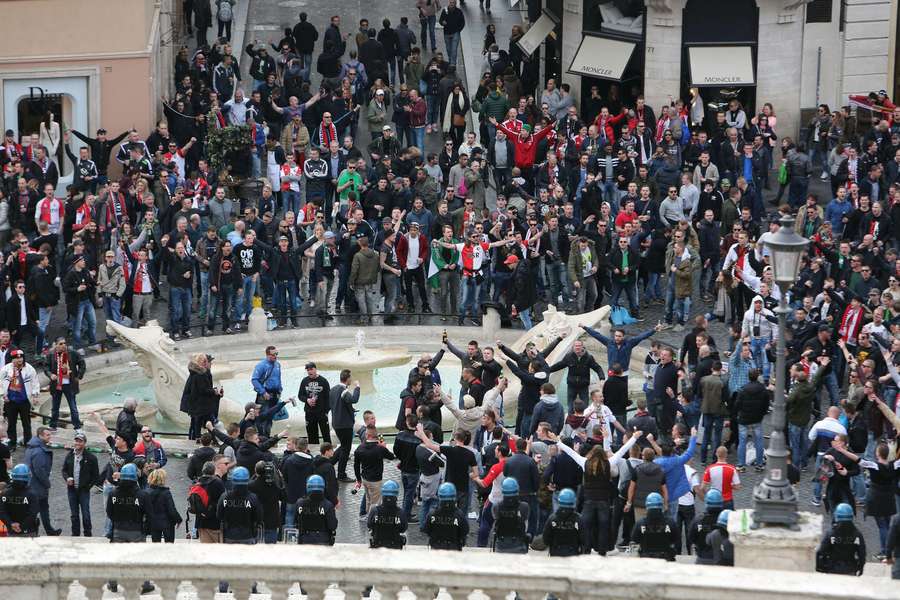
{"left": 55, "top": 351, "right": 69, "bottom": 391}
{"left": 839, "top": 304, "right": 864, "bottom": 345}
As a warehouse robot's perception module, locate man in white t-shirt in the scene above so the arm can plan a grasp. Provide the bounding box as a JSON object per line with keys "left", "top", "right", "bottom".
{"left": 584, "top": 389, "right": 626, "bottom": 452}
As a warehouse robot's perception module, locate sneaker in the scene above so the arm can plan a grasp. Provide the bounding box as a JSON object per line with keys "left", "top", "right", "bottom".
{"left": 467, "top": 511, "right": 478, "bottom": 520}
{"left": 754, "top": 464, "right": 765, "bottom": 473}
{"left": 76, "top": 348, "right": 86, "bottom": 357}
{"left": 184, "top": 330, "right": 193, "bottom": 339}
{"left": 810, "top": 498, "right": 821, "bottom": 507}
{"left": 820, "top": 172, "right": 829, "bottom": 180}
{"left": 458, "top": 317, "right": 465, "bottom": 326}
{"left": 172, "top": 333, "right": 181, "bottom": 341}
{"left": 233, "top": 323, "right": 241, "bottom": 331}
{"left": 224, "top": 327, "right": 234, "bottom": 335}
{"left": 202, "top": 327, "right": 211, "bottom": 337}
{"left": 736, "top": 465, "right": 746, "bottom": 473}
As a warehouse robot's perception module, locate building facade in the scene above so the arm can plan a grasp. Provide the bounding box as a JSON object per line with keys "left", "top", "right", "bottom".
{"left": 0, "top": 0, "right": 174, "bottom": 185}
{"left": 540, "top": 0, "right": 899, "bottom": 140}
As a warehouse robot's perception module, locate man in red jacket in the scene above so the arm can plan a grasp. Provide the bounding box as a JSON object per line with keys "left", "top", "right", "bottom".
{"left": 395, "top": 221, "right": 432, "bottom": 313}
{"left": 489, "top": 117, "right": 554, "bottom": 175}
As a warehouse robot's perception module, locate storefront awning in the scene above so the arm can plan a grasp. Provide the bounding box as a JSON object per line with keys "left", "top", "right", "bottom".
{"left": 567, "top": 35, "right": 636, "bottom": 81}
{"left": 516, "top": 11, "right": 558, "bottom": 57}
{"left": 688, "top": 46, "right": 755, "bottom": 87}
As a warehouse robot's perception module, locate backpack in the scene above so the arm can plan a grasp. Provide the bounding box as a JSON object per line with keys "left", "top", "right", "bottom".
{"left": 218, "top": 1, "right": 233, "bottom": 22}
{"left": 187, "top": 482, "right": 210, "bottom": 516}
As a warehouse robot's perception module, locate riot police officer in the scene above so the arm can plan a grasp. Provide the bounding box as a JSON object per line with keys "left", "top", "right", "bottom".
{"left": 688, "top": 489, "right": 723, "bottom": 563}
{"left": 630, "top": 492, "right": 678, "bottom": 561}
{"left": 106, "top": 463, "right": 150, "bottom": 543}
{"left": 0, "top": 464, "right": 40, "bottom": 537}
{"left": 491, "top": 477, "right": 530, "bottom": 554}
{"left": 423, "top": 482, "right": 468, "bottom": 550}
{"left": 542, "top": 488, "right": 586, "bottom": 556}
{"left": 297, "top": 474, "right": 338, "bottom": 545}
{"left": 368, "top": 480, "right": 408, "bottom": 549}
{"left": 816, "top": 503, "right": 866, "bottom": 576}
{"left": 706, "top": 509, "right": 734, "bottom": 566}
{"left": 217, "top": 466, "right": 264, "bottom": 544}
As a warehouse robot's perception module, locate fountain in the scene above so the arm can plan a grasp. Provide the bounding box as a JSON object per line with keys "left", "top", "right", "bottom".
{"left": 105, "top": 304, "right": 611, "bottom": 434}
{"left": 304, "top": 329, "right": 411, "bottom": 394}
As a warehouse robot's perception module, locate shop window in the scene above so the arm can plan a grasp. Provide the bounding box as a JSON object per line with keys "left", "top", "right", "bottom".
{"left": 806, "top": 0, "right": 832, "bottom": 23}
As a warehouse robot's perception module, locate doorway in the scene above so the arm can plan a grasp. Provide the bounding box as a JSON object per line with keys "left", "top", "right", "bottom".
{"left": 18, "top": 94, "right": 65, "bottom": 176}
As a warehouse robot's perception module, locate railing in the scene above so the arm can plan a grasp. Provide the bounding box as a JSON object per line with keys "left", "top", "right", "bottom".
{"left": 0, "top": 539, "right": 895, "bottom": 600}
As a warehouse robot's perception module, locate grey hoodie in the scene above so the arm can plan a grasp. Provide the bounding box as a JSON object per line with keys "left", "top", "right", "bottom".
{"left": 530, "top": 394, "right": 564, "bottom": 435}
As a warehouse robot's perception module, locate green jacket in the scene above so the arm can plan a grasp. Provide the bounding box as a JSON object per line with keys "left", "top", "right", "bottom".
{"left": 404, "top": 62, "right": 425, "bottom": 92}
{"left": 349, "top": 248, "right": 380, "bottom": 287}
{"left": 480, "top": 91, "right": 510, "bottom": 122}
{"left": 367, "top": 100, "right": 388, "bottom": 128}
{"left": 567, "top": 240, "right": 598, "bottom": 284}
{"left": 786, "top": 367, "right": 826, "bottom": 427}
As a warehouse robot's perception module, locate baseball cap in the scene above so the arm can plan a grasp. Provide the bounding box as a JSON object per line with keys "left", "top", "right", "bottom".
{"left": 305, "top": 362, "right": 317, "bottom": 369}
{"left": 721, "top": 178, "right": 731, "bottom": 187}
{"left": 324, "top": 231, "right": 335, "bottom": 239}
{"left": 376, "top": 89, "right": 385, "bottom": 95}
{"left": 409, "top": 221, "right": 420, "bottom": 228}
{"left": 278, "top": 235, "right": 289, "bottom": 242}
{"left": 382, "top": 216, "right": 393, "bottom": 225}
{"left": 817, "top": 323, "right": 831, "bottom": 333}
{"left": 4, "top": 129, "right": 13, "bottom": 136}
{"left": 74, "top": 432, "right": 87, "bottom": 441}
{"left": 504, "top": 255, "right": 519, "bottom": 266}
{"left": 10, "top": 349, "right": 24, "bottom": 359}
{"left": 382, "top": 124, "right": 392, "bottom": 131}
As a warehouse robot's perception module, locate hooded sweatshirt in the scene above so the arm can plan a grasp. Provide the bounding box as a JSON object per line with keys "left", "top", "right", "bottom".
{"left": 530, "top": 394, "right": 564, "bottom": 435}
{"left": 741, "top": 295, "right": 778, "bottom": 341}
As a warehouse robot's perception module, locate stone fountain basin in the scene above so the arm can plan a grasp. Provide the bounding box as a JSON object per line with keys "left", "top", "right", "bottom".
{"left": 303, "top": 346, "right": 412, "bottom": 393}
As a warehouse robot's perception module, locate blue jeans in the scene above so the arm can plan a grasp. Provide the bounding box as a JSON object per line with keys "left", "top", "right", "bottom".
{"left": 750, "top": 337, "right": 771, "bottom": 381}
{"left": 274, "top": 279, "right": 299, "bottom": 319}
{"left": 788, "top": 423, "right": 808, "bottom": 468}
{"left": 50, "top": 385, "right": 80, "bottom": 429}
{"left": 444, "top": 32, "right": 460, "bottom": 65}
{"left": 411, "top": 126, "right": 425, "bottom": 151}
{"left": 38, "top": 307, "right": 52, "bottom": 347}
{"left": 673, "top": 296, "right": 691, "bottom": 325}
{"left": 169, "top": 287, "right": 192, "bottom": 333}
{"left": 198, "top": 270, "right": 210, "bottom": 318}
{"left": 788, "top": 178, "right": 809, "bottom": 208}
{"left": 284, "top": 501, "right": 297, "bottom": 528}
{"left": 477, "top": 501, "right": 494, "bottom": 547}
{"left": 300, "top": 52, "right": 313, "bottom": 82}
{"left": 67, "top": 487, "right": 92, "bottom": 536}
{"left": 823, "top": 371, "right": 840, "bottom": 406}
{"left": 73, "top": 299, "right": 97, "bottom": 349}
{"left": 420, "top": 15, "right": 437, "bottom": 51}
{"left": 284, "top": 190, "right": 301, "bottom": 215}
{"left": 459, "top": 277, "right": 481, "bottom": 319}
{"left": 700, "top": 414, "right": 724, "bottom": 462}
{"left": 644, "top": 272, "right": 662, "bottom": 301}
{"left": 545, "top": 260, "right": 570, "bottom": 304}
{"left": 418, "top": 496, "right": 439, "bottom": 533}
{"left": 235, "top": 274, "right": 258, "bottom": 321}
{"left": 519, "top": 307, "right": 533, "bottom": 329}
{"left": 738, "top": 423, "right": 765, "bottom": 467}
{"left": 601, "top": 181, "right": 619, "bottom": 213}
{"left": 102, "top": 296, "right": 123, "bottom": 324}
{"left": 813, "top": 454, "right": 824, "bottom": 501}
{"left": 401, "top": 472, "right": 419, "bottom": 521}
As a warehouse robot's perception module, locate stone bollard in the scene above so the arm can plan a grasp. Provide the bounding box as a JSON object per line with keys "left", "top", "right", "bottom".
{"left": 729, "top": 509, "right": 823, "bottom": 572}
{"left": 482, "top": 305, "right": 501, "bottom": 339}
{"left": 248, "top": 306, "right": 268, "bottom": 339}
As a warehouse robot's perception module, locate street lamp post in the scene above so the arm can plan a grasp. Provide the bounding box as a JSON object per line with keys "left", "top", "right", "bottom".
{"left": 752, "top": 215, "right": 809, "bottom": 529}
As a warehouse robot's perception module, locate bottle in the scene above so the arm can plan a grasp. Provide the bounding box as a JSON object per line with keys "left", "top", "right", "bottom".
{"left": 442, "top": 329, "right": 448, "bottom": 344}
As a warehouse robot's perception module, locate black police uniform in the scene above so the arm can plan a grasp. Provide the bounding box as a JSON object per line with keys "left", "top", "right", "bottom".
{"left": 491, "top": 498, "right": 530, "bottom": 554}
{"left": 816, "top": 522, "right": 866, "bottom": 576}
{"left": 0, "top": 482, "right": 40, "bottom": 536}
{"left": 367, "top": 499, "right": 408, "bottom": 549}
{"left": 706, "top": 526, "right": 734, "bottom": 566}
{"left": 216, "top": 488, "right": 264, "bottom": 544}
{"left": 542, "top": 507, "right": 586, "bottom": 556}
{"left": 687, "top": 508, "right": 721, "bottom": 564}
{"left": 106, "top": 481, "right": 150, "bottom": 543}
{"left": 423, "top": 500, "right": 469, "bottom": 550}
{"left": 297, "top": 495, "right": 338, "bottom": 545}
{"left": 630, "top": 512, "right": 679, "bottom": 561}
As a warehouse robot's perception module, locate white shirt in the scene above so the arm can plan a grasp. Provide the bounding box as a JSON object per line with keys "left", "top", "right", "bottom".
{"left": 585, "top": 403, "right": 616, "bottom": 452}
{"left": 406, "top": 235, "right": 421, "bottom": 269}
{"left": 16, "top": 294, "right": 26, "bottom": 326}
{"left": 679, "top": 465, "right": 700, "bottom": 506}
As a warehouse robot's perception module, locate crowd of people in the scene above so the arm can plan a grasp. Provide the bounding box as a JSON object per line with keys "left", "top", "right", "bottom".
{"left": 0, "top": 0, "right": 897, "bottom": 580}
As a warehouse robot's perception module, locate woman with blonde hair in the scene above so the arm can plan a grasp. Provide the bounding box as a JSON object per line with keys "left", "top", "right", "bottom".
{"left": 304, "top": 222, "right": 326, "bottom": 304}
{"left": 147, "top": 468, "right": 182, "bottom": 543}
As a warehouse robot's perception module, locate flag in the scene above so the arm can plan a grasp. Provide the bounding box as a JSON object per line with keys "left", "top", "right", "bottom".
{"left": 427, "top": 245, "right": 442, "bottom": 290}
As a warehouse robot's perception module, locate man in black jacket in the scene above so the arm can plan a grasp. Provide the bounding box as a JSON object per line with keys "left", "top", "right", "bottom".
{"left": 45, "top": 337, "right": 86, "bottom": 430}
{"left": 392, "top": 414, "right": 422, "bottom": 521}
{"left": 503, "top": 438, "right": 540, "bottom": 536}
{"left": 354, "top": 424, "right": 396, "bottom": 515}
{"left": 281, "top": 437, "right": 315, "bottom": 529}
{"left": 733, "top": 369, "right": 770, "bottom": 472}
{"left": 62, "top": 432, "right": 99, "bottom": 536}
{"left": 187, "top": 432, "right": 216, "bottom": 481}
{"left": 547, "top": 340, "right": 605, "bottom": 413}
{"left": 292, "top": 13, "right": 319, "bottom": 82}
{"left": 159, "top": 239, "right": 195, "bottom": 340}
{"left": 298, "top": 362, "right": 331, "bottom": 444}
{"left": 6, "top": 279, "right": 41, "bottom": 356}
{"left": 70, "top": 128, "right": 128, "bottom": 183}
